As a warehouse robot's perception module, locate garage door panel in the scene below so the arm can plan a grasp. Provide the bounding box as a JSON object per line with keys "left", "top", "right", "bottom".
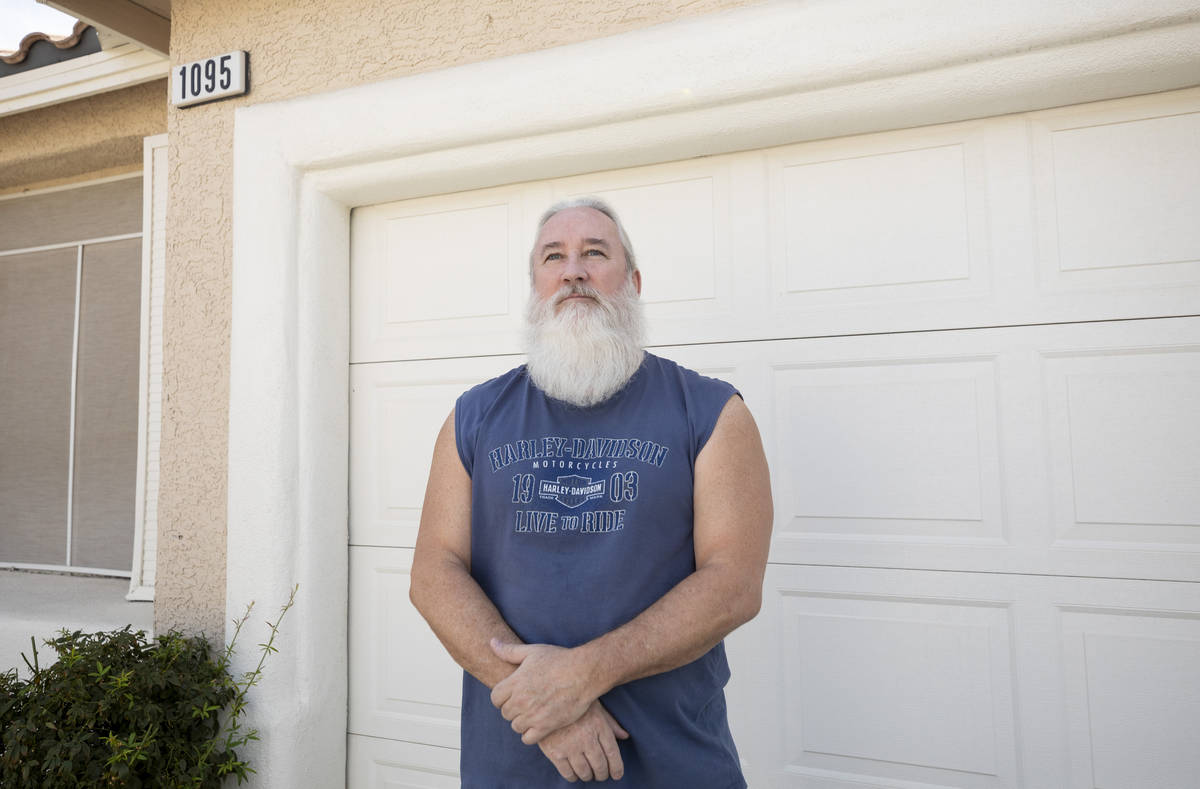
{"left": 760, "top": 120, "right": 1010, "bottom": 350}
{"left": 768, "top": 127, "right": 989, "bottom": 303}
{"left": 346, "top": 735, "right": 459, "bottom": 788}
{"left": 348, "top": 546, "right": 462, "bottom": 748}
{"left": 784, "top": 603, "right": 1011, "bottom": 780}
{"left": 385, "top": 204, "right": 510, "bottom": 323}
{"left": 1046, "top": 111, "right": 1200, "bottom": 275}
{"left": 1032, "top": 98, "right": 1200, "bottom": 282}
{"left": 350, "top": 356, "right": 520, "bottom": 548}
{"left": 756, "top": 330, "right": 1018, "bottom": 570}
{"left": 1027, "top": 319, "right": 1200, "bottom": 582}
{"left": 1038, "top": 319, "right": 1200, "bottom": 582}
{"left": 749, "top": 566, "right": 1021, "bottom": 789}
{"left": 1044, "top": 345, "right": 1200, "bottom": 537}
{"left": 1061, "top": 607, "right": 1200, "bottom": 789}
{"left": 773, "top": 355, "right": 1003, "bottom": 534}
{"left": 350, "top": 185, "right": 531, "bottom": 364}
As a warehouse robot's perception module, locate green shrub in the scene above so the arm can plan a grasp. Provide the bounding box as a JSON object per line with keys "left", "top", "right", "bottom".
{"left": 0, "top": 588, "right": 294, "bottom": 788}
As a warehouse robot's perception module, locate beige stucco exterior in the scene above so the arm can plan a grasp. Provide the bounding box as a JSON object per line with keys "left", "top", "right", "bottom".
{"left": 158, "top": 0, "right": 762, "bottom": 636}
{"left": 0, "top": 79, "right": 166, "bottom": 196}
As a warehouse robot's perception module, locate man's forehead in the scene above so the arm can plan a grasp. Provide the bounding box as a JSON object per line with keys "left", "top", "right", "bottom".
{"left": 540, "top": 237, "right": 611, "bottom": 249}
{"left": 536, "top": 206, "right": 620, "bottom": 243}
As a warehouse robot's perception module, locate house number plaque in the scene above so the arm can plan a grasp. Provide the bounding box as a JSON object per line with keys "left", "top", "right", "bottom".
{"left": 172, "top": 51, "right": 248, "bottom": 107}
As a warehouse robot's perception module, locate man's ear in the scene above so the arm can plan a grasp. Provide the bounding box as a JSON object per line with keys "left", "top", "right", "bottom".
{"left": 633, "top": 269, "right": 642, "bottom": 295}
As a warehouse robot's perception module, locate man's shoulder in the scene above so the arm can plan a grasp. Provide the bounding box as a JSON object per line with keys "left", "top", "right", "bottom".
{"left": 643, "top": 353, "right": 739, "bottom": 398}
{"left": 456, "top": 364, "right": 527, "bottom": 423}
{"left": 459, "top": 364, "right": 527, "bottom": 404}
{"left": 454, "top": 365, "right": 529, "bottom": 474}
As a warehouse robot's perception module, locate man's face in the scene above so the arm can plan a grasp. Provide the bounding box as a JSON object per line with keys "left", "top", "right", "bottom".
{"left": 531, "top": 206, "right": 642, "bottom": 309}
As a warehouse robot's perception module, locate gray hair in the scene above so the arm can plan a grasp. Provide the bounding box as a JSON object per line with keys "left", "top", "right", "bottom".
{"left": 529, "top": 197, "right": 638, "bottom": 276}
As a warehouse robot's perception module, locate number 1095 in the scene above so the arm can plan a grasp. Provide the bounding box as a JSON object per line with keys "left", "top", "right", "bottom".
{"left": 172, "top": 51, "right": 248, "bottom": 107}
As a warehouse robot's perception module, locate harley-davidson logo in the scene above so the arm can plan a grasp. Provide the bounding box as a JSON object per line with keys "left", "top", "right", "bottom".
{"left": 538, "top": 474, "right": 606, "bottom": 509}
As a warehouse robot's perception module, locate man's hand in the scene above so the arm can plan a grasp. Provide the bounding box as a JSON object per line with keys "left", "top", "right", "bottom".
{"left": 538, "top": 700, "right": 629, "bottom": 782}
{"left": 489, "top": 639, "right": 600, "bottom": 744}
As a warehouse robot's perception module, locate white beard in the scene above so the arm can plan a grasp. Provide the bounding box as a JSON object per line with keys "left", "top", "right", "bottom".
{"left": 524, "top": 278, "right": 646, "bottom": 407}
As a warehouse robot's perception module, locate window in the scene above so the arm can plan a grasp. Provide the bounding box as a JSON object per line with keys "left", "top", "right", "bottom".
{"left": 0, "top": 176, "right": 143, "bottom": 575}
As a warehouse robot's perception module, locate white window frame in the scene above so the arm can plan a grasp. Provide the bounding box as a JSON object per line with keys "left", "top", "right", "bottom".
{"left": 0, "top": 162, "right": 165, "bottom": 591}
{"left": 127, "top": 133, "right": 168, "bottom": 601}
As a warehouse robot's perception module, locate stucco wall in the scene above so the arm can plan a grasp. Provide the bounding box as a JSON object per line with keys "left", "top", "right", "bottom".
{"left": 0, "top": 79, "right": 166, "bottom": 195}
{"left": 160, "top": 0, "right": 762, "bottom": 636}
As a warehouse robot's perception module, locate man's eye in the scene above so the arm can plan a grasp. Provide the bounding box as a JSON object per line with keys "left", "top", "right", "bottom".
{"left": 544, "top": 252, "right": 563, "bottom": 263}
{"left": 584, "top": 249, "right": 605, "bottom": 256}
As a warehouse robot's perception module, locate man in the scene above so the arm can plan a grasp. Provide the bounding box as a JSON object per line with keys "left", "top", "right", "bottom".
{"left": 410, "top": 198, "right": 773, "bottom": 786}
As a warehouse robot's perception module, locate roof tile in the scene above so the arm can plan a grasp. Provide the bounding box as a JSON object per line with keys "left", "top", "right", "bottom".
{"left": 1, "top": 20, "right": 92, "bottom": 65}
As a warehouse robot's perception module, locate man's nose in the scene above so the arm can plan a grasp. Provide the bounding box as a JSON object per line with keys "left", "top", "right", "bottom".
{"left": 561, "top": 254, "right": 588, "bottom": 281}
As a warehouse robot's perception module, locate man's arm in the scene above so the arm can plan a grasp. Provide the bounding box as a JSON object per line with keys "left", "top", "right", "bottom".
{"left": 409, "top": 410, "right": 629, "bottom": 781}
{"left": 490, "top": 395, "right": 773, "bottom": 744}
{"left": 409, "top": 409, "right": 523, "bottom": 688}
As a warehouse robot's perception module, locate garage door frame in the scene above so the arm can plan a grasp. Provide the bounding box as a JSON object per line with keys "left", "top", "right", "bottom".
{"left": 225, "top": 3, "right": 1200, "bottom": 786}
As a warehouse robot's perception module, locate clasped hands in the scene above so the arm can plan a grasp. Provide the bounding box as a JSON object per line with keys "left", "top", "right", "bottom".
{"left": 489, "top": 639, "right": 628, "bottom": 782}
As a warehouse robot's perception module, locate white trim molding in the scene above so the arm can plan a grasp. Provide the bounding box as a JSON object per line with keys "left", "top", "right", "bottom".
{"left": 227, "top": 2, "right": 1200, "bottom": 785}
{"left": 127, "top": 133, "right": 168, "bottom": 602}
{"left": 0, "top": 42, "right": 168, "bottom": 118}
{"left": 0, "top": 562, "right": 132, "bottom": 578}
{"left": 0, "top": 171, "right": 142, "bottom": 201}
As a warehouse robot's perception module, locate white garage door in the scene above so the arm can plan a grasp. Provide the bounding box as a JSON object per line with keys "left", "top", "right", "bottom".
{"left": 347, "top": 88, "right": 1200, "bottom": 788}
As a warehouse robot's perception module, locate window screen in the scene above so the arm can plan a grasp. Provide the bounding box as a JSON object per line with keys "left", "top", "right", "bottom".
{"left": 0, "top": 177, "right": 143, "bottom": 572}
{"left": 0, "top": 248, "right": 76, "bottom": 564}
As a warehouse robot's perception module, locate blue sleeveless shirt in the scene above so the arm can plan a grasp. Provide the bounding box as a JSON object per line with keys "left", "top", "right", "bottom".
{"left": 454, "top": 352, "right": 746, "bottom": 788}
